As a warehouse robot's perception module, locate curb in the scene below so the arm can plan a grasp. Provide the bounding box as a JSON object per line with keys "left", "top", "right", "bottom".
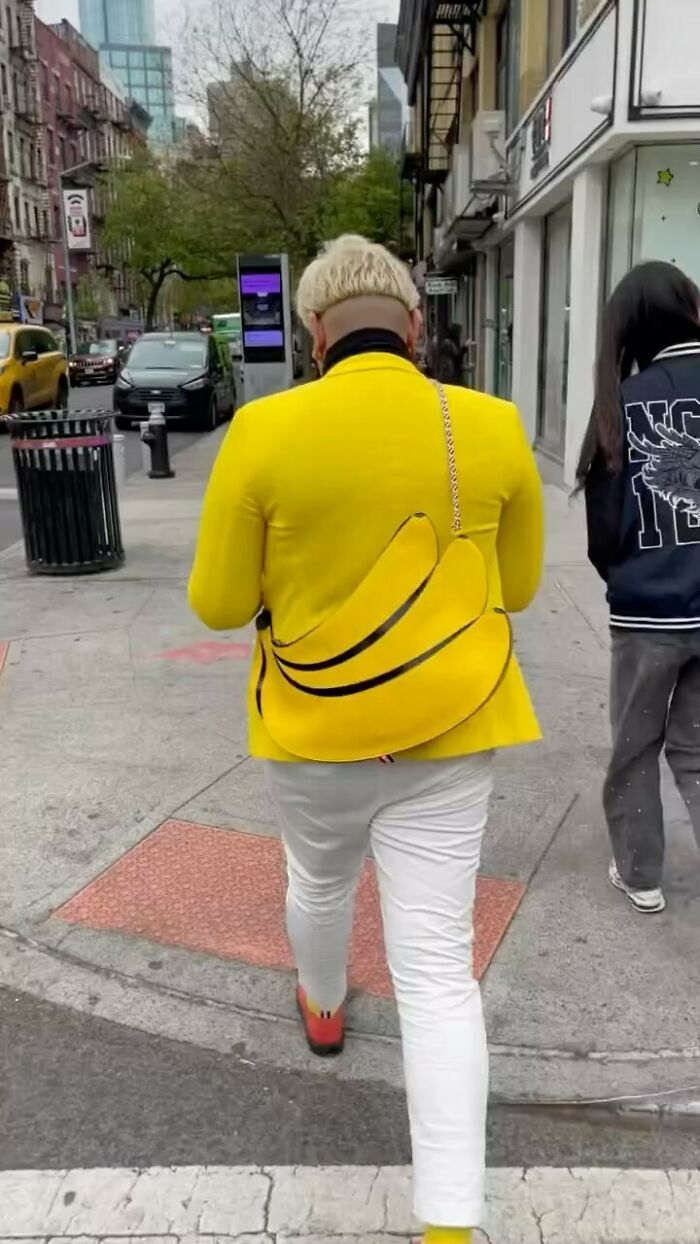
{"left": 3, "top": 926, "right": 700, "bottom": 1117}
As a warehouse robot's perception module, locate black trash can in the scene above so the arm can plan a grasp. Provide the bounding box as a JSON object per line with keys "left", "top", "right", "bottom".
{"left": 9, "top": 409, "right": 124, "bottom": 575}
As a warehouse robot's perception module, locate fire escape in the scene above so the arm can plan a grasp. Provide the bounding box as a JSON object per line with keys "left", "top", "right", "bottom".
{"left": 422, "top": 1, "right": 486, "bottom": 184}
{"left": 0, "top": 131, "right": 11, "bottom": 279}
{"left": 9, "top": 0, "right": 52, "bottom": 290}
{"left": 400, "top": 1, "right": 486, "bottom": 260}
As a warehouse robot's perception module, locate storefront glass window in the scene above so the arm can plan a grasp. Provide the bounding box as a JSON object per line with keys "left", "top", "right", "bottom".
{"left": 606, "top": 144, "right": 700, "bottom": 295}
{"left": 606, "top": 149, "right": 636, "bottom": 295}
{"left": 538, "top": 201, "right": 572, "bottom": 460}
{"left": 634, "top": 144, "right": 700, "bottom": 287}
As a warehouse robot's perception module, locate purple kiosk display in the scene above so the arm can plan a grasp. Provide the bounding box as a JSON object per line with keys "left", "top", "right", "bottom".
{"left": 237, "top": 253, "right": 293, "bottom": 401}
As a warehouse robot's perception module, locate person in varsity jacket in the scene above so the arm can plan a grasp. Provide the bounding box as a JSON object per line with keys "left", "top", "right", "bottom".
{"left": 577, "top": 261, "right": 700, "bottom": 915}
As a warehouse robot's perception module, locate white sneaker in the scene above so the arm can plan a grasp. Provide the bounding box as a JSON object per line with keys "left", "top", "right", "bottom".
{"left": 609, "top": 861, "right": 666, "bottom": 913}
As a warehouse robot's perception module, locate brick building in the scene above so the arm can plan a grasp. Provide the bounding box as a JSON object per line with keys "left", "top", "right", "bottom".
{"left": 0, "top": 0, "right": 52, "bottom": 304}
{"left": 35, "top": 18, "right": 149, "bottom": 318}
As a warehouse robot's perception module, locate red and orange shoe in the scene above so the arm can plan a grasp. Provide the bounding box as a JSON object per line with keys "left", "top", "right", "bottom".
{"left": 296, "top": 985, "right": 345, "bottom": 1057}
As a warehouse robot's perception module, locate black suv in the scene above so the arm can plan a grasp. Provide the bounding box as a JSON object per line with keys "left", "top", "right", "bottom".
{"left": 113, "top": 332, "right": 235, "bottom": 431}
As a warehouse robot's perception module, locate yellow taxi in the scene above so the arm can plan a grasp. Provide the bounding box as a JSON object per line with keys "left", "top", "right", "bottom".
{"left": 0, "top": 322, "right": 69, "bottom": 417}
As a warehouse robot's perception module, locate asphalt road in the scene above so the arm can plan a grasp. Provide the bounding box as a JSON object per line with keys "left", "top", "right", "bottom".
{"left": 1, "top": 985, "right": 697, "bottom": 1173}
{"left": 0, "top": 383, "right": 206, "bottom": 554}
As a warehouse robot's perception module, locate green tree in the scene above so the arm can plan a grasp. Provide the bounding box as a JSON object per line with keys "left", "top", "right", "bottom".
{"left": 184, "top": 0, "right": 362, "bottom": 268}
{"left": 322, "top": 150, "right": 409, "bottom": 250}
{"left": 74, "top": 270, "right": 112, "bottom": 322}
{"left": 100, "top": 152, "right": 250, "bottom": 329}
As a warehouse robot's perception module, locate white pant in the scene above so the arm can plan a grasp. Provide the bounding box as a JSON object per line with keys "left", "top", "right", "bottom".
{"left": 266, "top": 755, "right": 493, "bottom": 1228}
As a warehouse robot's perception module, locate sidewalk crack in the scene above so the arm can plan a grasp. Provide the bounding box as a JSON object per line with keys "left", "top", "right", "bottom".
{"left": 260, "top": 1165, "right": 275, "bottom": 1233}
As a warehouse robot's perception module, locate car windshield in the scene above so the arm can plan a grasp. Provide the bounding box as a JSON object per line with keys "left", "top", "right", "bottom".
{"left": 0, "top": 331, "right": 9, "bottom": 360}
{"left": 76, "top": 341, "right": 117, "bottom": 357}
{"left": 127, "top": 338, "right": 206, "bottom": 370}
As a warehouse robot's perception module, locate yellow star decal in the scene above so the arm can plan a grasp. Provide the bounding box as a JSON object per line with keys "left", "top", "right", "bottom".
{"left": 657, "top": 168, "right": 674, "bottom": 187}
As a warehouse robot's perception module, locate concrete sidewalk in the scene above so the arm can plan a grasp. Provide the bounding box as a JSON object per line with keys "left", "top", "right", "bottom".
{"left": 5, "top": 1163, "right": 700, "bottom": 1244}
{"left": 1, "top": 428, "right": 699, "bottom": 1113}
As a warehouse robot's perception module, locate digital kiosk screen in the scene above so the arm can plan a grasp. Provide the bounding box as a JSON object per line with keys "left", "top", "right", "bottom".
{"left": 239, "top": 268, "right": 285, "bottom": 361}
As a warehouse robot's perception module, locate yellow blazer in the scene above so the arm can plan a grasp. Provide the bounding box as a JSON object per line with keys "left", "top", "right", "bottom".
{"left": 189, "top": 353, "right": 544, "bottom": 760}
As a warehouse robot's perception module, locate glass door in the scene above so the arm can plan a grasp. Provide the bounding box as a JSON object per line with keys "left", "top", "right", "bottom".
{"left": 538, "top": 201, "right": 572, "bottom": 460}
{"left": 495, "top": 240, "right": 514, "bottom": 398}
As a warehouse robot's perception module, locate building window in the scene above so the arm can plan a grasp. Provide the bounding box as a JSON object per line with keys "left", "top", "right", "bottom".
{"left": 496, "top": 1, "right": 522, "bottom": 136}
{"left": 1, "top": 63, "right": 8, "bottom": 103}
{"left": 547, "top": 0, "right": 579, "bottom": 73}
{"left": 506, "top": 0, "right": 522, "bottom": 136}
{"left": 19, "top": 259, "right": 29, "bottom": 292}
{"left": 538, "top": 200, "right": 572, "bottom": 460}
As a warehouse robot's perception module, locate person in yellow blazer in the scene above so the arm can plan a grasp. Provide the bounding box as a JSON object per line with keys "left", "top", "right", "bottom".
{"left": 189, "top": 235, "right": 543, "bottom": 1244}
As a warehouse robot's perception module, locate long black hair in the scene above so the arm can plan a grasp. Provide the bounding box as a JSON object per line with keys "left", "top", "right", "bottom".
{"left": 576, "top": 261, "right": 700, "bottom": 487}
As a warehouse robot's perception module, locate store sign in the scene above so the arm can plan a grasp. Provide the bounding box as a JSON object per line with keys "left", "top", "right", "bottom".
{"left": 531, "top": 95, "right": 552, "bottom": 177}
{"left": 425, "top": 276, "right": 458, "bottom": 296}
{"left": 63, "top": 188, "right": 92, "bottom": 251}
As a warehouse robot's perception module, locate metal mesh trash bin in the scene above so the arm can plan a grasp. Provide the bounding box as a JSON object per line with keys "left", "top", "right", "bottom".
{"left": 8, "top": 409, "right": 124, "bottom": 575}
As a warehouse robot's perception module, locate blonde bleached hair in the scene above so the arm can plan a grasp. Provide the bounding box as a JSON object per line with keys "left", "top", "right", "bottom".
{"left": 296, "top": 234, "right": 420, "bottom": 328}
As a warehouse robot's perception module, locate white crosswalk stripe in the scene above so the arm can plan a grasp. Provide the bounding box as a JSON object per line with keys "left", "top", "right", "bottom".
{"left": 1, "top": 1165, "right": 700, "bottom": 1242}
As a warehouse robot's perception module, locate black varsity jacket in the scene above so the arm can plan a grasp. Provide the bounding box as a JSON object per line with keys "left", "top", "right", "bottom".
{"left": 585, "top": 342, "right": 700, "bottom": 630}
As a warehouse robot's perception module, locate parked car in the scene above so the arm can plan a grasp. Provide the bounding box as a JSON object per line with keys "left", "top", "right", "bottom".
{"left": 69, "top": 339, "right": 121, "bottom": 386}
{"left": 0, "top": 324, "right": 69, "bottom": 417}
{"left": 113, "top": 331, "right": 234, "bottom": 431}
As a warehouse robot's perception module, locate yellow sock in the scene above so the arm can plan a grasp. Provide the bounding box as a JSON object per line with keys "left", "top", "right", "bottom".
{"left": 423, "top": 1229, "right": 472, "bottom": 1244}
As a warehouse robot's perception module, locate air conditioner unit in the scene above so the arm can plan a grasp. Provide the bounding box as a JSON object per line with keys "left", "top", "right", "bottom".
{"left": 471, "top": 109, "right": 507, "bottom": 190}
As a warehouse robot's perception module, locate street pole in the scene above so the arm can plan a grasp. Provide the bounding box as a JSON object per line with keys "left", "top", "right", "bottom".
{"left": 58, "top": 170, "right": 77, "bottom": 356}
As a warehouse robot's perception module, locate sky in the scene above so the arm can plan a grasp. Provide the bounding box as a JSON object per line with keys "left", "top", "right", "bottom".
{"left": 36, "top": 0, "right": 400, "bottom": 124}
{"left": 36, "top": 0, "right": 400, "bottom": 46}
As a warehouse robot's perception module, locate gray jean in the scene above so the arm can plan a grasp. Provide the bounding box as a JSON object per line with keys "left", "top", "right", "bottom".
{"left": 604, "top": 629, "right": 700, "bottom": 889}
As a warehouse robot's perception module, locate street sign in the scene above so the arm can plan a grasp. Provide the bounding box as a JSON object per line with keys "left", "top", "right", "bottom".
{"left": 425, "top": 276, "right": 458, "bottom": 296}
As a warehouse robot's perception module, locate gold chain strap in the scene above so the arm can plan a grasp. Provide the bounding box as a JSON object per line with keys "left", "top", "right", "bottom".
{"left": 433, "top": 381, "right": 462, "bottom": 534}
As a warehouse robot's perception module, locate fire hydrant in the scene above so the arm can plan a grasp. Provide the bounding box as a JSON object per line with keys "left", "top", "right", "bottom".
{"left": 141, "top": 410, "right": 175, "bottom": 479}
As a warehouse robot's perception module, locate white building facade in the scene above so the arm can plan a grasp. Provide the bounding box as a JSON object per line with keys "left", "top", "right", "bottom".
{"left": 505, "top": 0, "right": 700, "bottom": 484}
{"left": 398, "top": 0, "right": 700, "bottom": 487}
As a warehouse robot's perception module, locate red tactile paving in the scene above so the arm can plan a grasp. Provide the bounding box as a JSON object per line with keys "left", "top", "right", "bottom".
{"left": 0, "top": 642, "right": 8, "bottom": 678}
{"left": 56, "top": 821, "right": 526, "bottom": 995}
{"left": 155, "top": 640, "right": 251, "bottom": 664}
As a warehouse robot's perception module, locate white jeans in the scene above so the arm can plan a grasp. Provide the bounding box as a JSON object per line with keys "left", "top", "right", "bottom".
{"left": 266, "top": 755, "right": 493, "bottom": 1228}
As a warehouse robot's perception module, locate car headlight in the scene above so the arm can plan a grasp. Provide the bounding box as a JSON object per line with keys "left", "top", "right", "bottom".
{"left": 116, "top": 370, "right": 133, "bottom": 389}
{"left": 181, "top": 375, "right": 207, "bottom": 390}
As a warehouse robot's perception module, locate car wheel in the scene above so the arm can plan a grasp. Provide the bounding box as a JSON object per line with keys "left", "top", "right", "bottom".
{"left": 56, "top": 378, "right": 69, "bottom": 410}
{"left": 8, "top": 388, "right": 23, "bottom": 414}
{"left": 205, "top": 396, "right": 218, "bottom": 431}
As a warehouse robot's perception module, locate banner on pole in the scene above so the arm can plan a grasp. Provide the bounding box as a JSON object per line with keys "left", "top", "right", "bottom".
{"left": 63, "top": 188, "right": 91, "bottom": 251}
